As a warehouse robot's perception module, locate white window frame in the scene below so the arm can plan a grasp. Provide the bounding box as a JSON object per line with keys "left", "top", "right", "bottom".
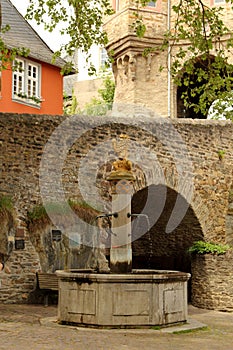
{"left": 99, "top": 48, "right": 110, "bottom": 70}
{"left": 213, "top": 0, "right": 225, "bottom": 4}
{"left": 12, "top": 58, "right": 42, "bottom": 107}
{"left": 115, "top": 0, "right": 120, "bottom": 11}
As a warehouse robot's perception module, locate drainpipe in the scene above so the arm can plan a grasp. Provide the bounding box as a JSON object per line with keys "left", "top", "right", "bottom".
{"left": 167, "top": 0, "right": 171, "bottom": 117}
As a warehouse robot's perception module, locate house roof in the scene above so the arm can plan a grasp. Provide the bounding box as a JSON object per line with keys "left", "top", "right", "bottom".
{"left": 1, "top": 0, "right": 66, "bottom": 69}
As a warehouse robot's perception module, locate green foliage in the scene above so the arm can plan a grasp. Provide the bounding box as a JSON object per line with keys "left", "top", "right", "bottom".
{"left": 151, "top": 325, "right": 161, "bottom": 330}
{"left": 188, "top": 241, "right": 231, "bottom": 255}
{"left": 27, "top": 200, "right": 97, "bottom": 222}
{"left": 0, "top": 37, "right": 30, "bottom": 71}
{"left": 173, "top": 326, "right": 209, "bottom": 334}
{"left": 2, "top": 0, "right": 233, "bottom": 118}
{"left": 132, "top": 15, "right": 146, "bottom": 38}
{"left": 16, "top": 92, "right": 42, "bottom": 104}
{"left": 208, "top": 91, "right": 233, "bottom": 121}
{"left": 131, "top": 0, "right": 233, "bottom": 119}
{"left": 25, "top": 0, "right": 114, "bottom": 74}
{"left": 82, "top": 75, "right": 115, "bottom": 116}
{"left": 27, "top": 200, "right": 100, "bottom": 230}
{"left": 63, "top": 90, "right": 78, "bottom": 115}
{"left": 68, "top": 198, "right": 93, "bottom": 210}
{"left": 217, "top": 149, "right": 226, "bottom": 160}
{"left": 160, "top": 0, "right": 233, "bottom": 119}
{"left": 0, "top": 195, "right": 13, "bottom": 211}
{"left": 27, "top": 204, "right": 48, "bottom": 221}
{"left": 98, "top": 75, "right": 115, "bottom": 104}
{"left": 84, "top": 98, "right": 112, "bottom": 116}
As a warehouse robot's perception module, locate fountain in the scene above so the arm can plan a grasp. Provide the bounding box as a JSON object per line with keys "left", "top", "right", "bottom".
{"left": 56, "top": 135, "right": 190, "bottom": 328}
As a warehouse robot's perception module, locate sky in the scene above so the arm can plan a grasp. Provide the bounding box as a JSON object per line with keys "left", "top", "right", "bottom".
{"left": 10, "top": 0, "right": 69, "bottom": 52}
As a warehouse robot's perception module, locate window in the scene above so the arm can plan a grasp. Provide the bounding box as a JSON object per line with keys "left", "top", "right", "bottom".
{"left": 12, "top": 58, "right": 41, "bottom": 106}
{"left": 210, "top": 0, "right": 225, "bottom": 5}
{"left": 100, "top": 48, "right": 110, "bottom": 70}
{"left": 147, "top": 1, "right": 156, "bottom": 7}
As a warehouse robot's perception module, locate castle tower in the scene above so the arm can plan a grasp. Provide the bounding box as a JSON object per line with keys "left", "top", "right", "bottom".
{"left": 104, "top": 0, "right": 172, "bottom": 117}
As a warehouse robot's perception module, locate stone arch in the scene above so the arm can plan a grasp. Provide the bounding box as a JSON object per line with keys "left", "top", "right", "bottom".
{"left": 131, "top": 184, "right": 204, "bottom": 299}
{"left": 131, "top": 184, "right": 204, "bottom": 269}
{"left": 176, "top": 55, "right": 230, "bottom": 119}
{"left": 144, "top": 162, "right": 210, "bottom": 239}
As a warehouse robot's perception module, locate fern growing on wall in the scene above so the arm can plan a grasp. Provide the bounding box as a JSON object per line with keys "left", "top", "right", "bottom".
{"left": 188, "top": 241, "right": 231, "bottom": 255}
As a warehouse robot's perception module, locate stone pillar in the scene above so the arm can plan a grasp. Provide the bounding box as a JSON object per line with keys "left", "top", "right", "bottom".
{"left": 110, "top": 183, "right": 133, "bottom": 273}
{"left": 107, "top": 139, "right": 135, "bottom": 273}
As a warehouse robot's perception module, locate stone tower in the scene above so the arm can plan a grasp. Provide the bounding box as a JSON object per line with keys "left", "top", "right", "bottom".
{"left": 104, "top": 0, "right": 172, "bottom": 117}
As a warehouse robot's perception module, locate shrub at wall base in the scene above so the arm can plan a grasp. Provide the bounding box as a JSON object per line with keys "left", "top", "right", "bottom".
{"left": 190, "top": 241, "right": 233, "bottom": 311}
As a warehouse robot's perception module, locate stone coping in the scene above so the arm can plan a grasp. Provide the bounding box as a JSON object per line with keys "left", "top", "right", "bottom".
{"left": 56, "top": 269, "right": 191, "bottom": 283}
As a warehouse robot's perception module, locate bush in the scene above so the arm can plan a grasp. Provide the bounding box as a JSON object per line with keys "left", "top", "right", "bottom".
{"left": 188, "top": 240, "right": 231, "bottom": 255}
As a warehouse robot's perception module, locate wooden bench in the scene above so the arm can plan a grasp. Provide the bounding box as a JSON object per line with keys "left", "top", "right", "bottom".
{"left": 36, "top": 272, "right": 59, "bottom": 306}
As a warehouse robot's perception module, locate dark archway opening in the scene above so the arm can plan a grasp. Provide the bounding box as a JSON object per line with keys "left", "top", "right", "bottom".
{"left": 131, "top": 184, "right": 204, "bottom": 300}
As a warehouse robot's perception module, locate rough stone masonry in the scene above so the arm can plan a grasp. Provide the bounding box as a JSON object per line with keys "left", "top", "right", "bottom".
{"left": 0, "top": 113, "right": 232, "bottom": 305}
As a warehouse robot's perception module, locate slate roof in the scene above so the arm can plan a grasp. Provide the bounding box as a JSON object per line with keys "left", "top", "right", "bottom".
{"left": 1, "top": 0, "right": 66, "bottom": 68}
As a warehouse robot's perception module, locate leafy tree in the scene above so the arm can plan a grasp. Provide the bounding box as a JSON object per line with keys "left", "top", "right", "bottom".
{"left": 0, "top": 23, "right": 30, "bottom": 69}
{"left": 25, "top": 0, "right": 114, "bottom": 74}
{"left": 1, "top": 0, "right": 233, "bottom": 119}
{"left": 25, "top": 0, "right": 233, "bottom": 119}
{"left": 98, "top": 75, "right": 115, "bottom": 105}
{"left": 160, "top": 0, "right": 233, "bottom": 120}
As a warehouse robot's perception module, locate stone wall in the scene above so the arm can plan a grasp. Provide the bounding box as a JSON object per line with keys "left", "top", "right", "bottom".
{"left": 0, "top": 113, "right": 232, "bottom": 303}
{"left": 191, "top": 252, "right": 233, "bottom": 311}
{"left": 73, "top": 78, "right": 104, "bottom": 111}
{"left": 226, "top": 183, "right": 233, "bottom": 245}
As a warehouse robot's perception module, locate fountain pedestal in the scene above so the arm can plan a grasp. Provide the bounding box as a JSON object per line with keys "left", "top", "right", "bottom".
{"left": 106, "top": 149, "right": 136, "bottom": 274}
{"left": 56, "top": 269, "right": 190, "bottom": 328}
{"left": 110, "top": 193, "right": 132, "bottom": 273}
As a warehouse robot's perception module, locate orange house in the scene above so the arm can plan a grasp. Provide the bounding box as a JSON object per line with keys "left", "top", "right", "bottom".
{"left": 0, "top": 0, "right": 66, "bottom": 115}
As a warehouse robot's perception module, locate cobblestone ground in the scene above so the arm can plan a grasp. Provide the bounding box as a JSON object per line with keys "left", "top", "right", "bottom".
{"left": 0, "top": 304, "right": 233, "bottom": 350}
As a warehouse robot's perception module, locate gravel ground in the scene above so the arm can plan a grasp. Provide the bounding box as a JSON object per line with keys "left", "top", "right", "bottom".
{"left": 0, "top": 304, "right": 233, "bottom": 350}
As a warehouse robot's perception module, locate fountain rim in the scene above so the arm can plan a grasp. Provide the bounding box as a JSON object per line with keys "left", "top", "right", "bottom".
{"left": 56, "top": 269, "right": 191, "bottom": 283}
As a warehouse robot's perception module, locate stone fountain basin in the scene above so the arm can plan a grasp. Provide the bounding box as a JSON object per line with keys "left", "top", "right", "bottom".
{"left": 56, "top": 269, "right": 190, "bottom": 328}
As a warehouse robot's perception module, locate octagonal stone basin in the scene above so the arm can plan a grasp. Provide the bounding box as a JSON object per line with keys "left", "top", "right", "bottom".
{"left": 56, "top": 269, "right": 190, "bottom": 328}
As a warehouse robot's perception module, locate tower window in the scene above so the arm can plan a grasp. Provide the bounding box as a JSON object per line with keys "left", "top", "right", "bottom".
{"left": 147, "top": 1, "right": 156, "bottom": 7}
